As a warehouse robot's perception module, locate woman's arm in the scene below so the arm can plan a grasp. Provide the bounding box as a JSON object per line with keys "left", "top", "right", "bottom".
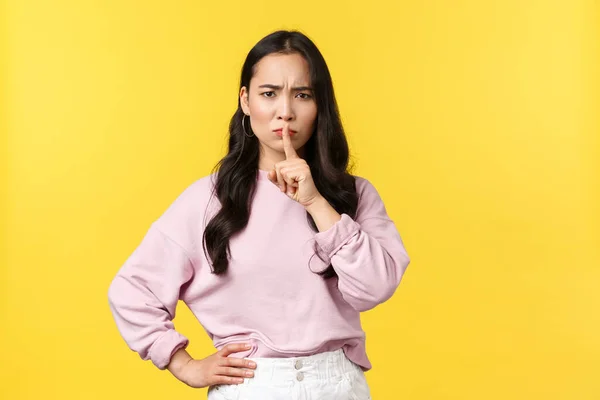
{"left": 307, "top": 178, "right": 410, "bottom": 312}
{"left": 108, "top": 224, "right": 194, "bottom": 369}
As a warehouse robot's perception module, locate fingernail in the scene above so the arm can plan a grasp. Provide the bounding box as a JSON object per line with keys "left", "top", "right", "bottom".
{"left": 245, "top": 371, "right": 254, "bottom": 377}
{"left": 245, "top": 343, "right": 251, "bottom": 349}
{"left": 248, "top": 361, "right": 256, "bottom": 367}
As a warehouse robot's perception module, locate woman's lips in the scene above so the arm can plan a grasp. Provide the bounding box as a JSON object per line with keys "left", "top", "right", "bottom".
{"left": 273, "top": 128, "right": 297, "bottom": 137}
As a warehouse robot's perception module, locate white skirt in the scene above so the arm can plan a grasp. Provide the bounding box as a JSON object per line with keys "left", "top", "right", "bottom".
{"left": 207, "top": 349, "right": 372, "bottom": 400}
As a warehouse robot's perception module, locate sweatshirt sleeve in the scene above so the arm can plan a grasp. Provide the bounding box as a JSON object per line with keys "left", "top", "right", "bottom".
{"left": 107, "top": 223, "right": 195, "bottom": 369}
{"left": 312, "top": 178, "right": 410, "bottom": 312}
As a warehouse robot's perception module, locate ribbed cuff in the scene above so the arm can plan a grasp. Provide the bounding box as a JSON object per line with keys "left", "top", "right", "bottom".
{"left": 310, "top": 214, "right": 360, "bottom": 273}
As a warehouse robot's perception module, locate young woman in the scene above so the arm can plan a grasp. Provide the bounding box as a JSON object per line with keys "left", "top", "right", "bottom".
{"left": 108, "top": 30, "right": 410, "bottom": 400}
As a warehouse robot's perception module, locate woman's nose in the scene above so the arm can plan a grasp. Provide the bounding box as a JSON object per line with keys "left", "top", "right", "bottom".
{"left": 277, "top": 98, "right": 295, "bottom": 121}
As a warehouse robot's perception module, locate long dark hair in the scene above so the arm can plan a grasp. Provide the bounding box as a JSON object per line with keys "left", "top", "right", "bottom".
{"left": 203, "top": 30, "right": 358, "bottom": 278}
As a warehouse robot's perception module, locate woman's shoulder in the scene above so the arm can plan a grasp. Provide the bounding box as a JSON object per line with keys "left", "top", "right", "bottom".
{"left": 350, "top": 174, "right": 389, "bottom": 214}
{"left": 351, "top": 174, "right": 376, "bottom": 194}
{"left": 154, "top": 173, "right": 218, "bottom": 229}
{"left": 166, "top": 173, "right": 216, "bottom": 207}
{"left": 180, "top": 172, "right": 218, "bottom": 199}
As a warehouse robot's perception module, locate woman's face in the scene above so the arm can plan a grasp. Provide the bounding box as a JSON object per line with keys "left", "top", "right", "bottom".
{"left": 240, "top": 53, "right": 317, "bottom": 162}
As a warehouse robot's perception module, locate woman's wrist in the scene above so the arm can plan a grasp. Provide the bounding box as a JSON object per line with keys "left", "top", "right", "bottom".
{"left": 167, "top": 348, "right": 193, "bottom": 376}
{"left": 305, "top": 195, "right": 341, "bottom": 232}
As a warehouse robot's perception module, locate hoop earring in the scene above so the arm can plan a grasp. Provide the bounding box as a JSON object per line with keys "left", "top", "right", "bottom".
{"left": 242, "top": 114, "right": 254, "bottom": 137}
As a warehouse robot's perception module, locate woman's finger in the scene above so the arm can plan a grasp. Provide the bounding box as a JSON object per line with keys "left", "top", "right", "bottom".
{"left": 215, "top": 366, "right": 254, "bottom": 378}
{"left": 280, "top": 168, "right": 297, "bottom": 187}
{"left": 269, "top": 168, "right": 284, "bottom": 191}
{"left": 218, "top": 343, "right": 251, "bottom": 357}
{"left": 221, "top": 357, "right": 256, "bottom": 369}
{"left": 282, "top": 125, "right": 299, "bottom": 159}
{"left": 267, "top": 169, "right": 278, "bottom": 186}
{"left": 275, "top": 166, "right": 286, "bottom": 192}
{"left": 213, "top": 375, "right": 244, "bottom": 385}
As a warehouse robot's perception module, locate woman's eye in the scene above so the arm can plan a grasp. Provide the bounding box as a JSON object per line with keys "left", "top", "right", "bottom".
{"left": 296, "top": 93, "right": 312, "bottom": 99}
{"left": 262, "top": 91, "right": 275, "bottom": 98}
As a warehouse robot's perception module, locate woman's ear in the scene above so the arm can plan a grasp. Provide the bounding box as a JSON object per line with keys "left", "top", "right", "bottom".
{"left": 240, "top": 86, "right": 250, "bottom": 115}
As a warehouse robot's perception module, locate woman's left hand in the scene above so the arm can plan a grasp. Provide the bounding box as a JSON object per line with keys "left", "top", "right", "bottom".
{"left": 268, "top": 125, "right": 322, "bottom": 208}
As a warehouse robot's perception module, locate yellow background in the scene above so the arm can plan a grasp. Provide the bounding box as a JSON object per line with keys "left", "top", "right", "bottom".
{"left": 2, "top": 1, "right": 599, "bottom": 399}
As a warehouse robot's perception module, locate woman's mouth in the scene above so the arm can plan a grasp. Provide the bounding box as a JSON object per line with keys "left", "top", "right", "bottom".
{"left": 273, "top": 128, "right": 297, "bottom": 137}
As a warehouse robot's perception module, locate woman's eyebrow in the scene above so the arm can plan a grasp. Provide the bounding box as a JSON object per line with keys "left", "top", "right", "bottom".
{"left": 258, "top": 84, "right": 313, "bottom": 91}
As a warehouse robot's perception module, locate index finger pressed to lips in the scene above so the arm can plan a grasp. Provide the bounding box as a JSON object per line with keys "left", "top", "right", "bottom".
{"left": 282, "top": 125, "right": 298, "bottom": 159}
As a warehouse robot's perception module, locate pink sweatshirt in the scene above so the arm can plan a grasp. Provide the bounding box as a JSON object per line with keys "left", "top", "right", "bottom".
{"left": 107, "top": 170, "right": 410, "bottom": 371}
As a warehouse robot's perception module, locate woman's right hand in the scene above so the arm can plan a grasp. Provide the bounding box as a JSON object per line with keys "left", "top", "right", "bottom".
{"left": 168, "top": 343, "right": 256, "bottom": 388}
